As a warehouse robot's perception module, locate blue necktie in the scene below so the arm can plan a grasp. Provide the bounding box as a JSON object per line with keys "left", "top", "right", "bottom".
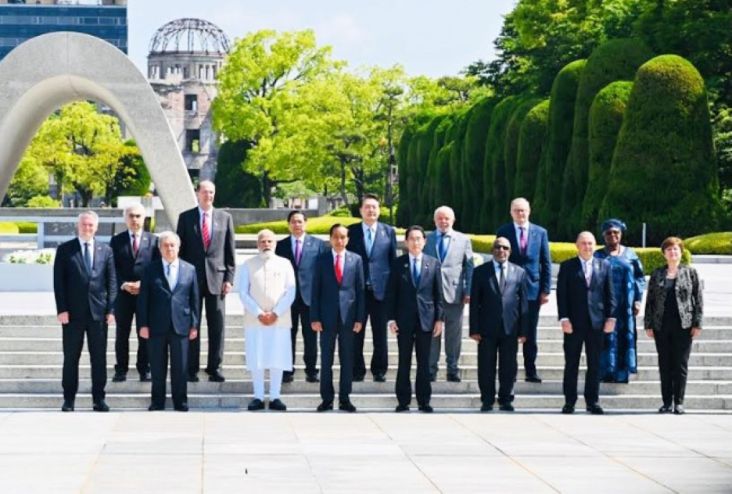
{"left": 366, "top": 228, "right": 374, "bottom": 257}
{"left": 438, "top": 233, "right": 447, "bottom": 261}
{"left": 84, "top": 242, "right": 92, "bottom": 273}
{"left": 412, "top": 258, "right": 420, "bottom": 286}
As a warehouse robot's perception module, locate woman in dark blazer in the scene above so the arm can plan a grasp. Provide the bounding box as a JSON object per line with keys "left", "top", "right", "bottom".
{"left": 644, "top": 237, "right": 703, "bottom": 415}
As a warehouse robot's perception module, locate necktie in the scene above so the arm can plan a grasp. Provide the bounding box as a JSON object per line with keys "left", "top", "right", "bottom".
{"left": 519, "top": 227, "right": 527, "bottom": 255}
{"left": 584, "top": 260, "right": 592, "bottom": 287}
{"left": 335, "top": 254, "right": 343, "bottom": 284}
{"left": 84, "top": 242, "right": 92, "bottom": 273}
{"left": 438, "top": 233, "right": 447, "bottom": 261}
{"left": 412, "top": 258, "right": 420, "bottom": 286}
{"left": 132, "top": 233, "right": 139, "bottom": 256}
{"left": 295, "top": 239, "right": 302, "bottom": 266}
{"left": 166, "top": 263, "right": 175, "bottom": 289}
{"left": 202, "top": 212, "right": 211, "bottom": 250}
{"left": 499, "top": 262, "right": 506, "bottom": 292}
{"left": 366, "top": 228, "right": 374, "bottom": 257}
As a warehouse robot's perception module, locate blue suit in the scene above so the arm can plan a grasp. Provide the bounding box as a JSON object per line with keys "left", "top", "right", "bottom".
{"left": 496, "top": 222, "right": 552, "bottom": 377}
{"left": 276, "top": 234, "right": 327, "bottom": 378}
{"left": 557, "top": 256, "right": 617, "bottom": 407}
{"left": 347, "top": 221, "right": 397, "bottom": 379}
{"left": 311, "top": 250, "right": 365, "bottom": 403}
{"left": 138, "top": 259, "right": 200, "bottom": 409}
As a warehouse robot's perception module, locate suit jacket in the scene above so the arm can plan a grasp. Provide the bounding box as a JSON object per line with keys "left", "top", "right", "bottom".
{"left": 644, "top": 265, "right": 703, "bottom": 331}
{"left": 425, "top": 229, "right": 474, "bottom": 304}
{"left": 176, "top": 207, "right": 236, "bottom": 294}
{"left": 557, "top": 257, "right": 617, "bottom": 331}
{"left": 385, "top": 254, "right": 445, "bottom": 333}
{"left": 496, "top": 222, "right": 551, "bottom": 300}
{"left": 310, "top": 251, "right": 365, "bottom": 330}
{"left": 109, "top": 230, "right": 159, "bottom": 285}
{"left": 469, "top": 261, "right": 529, "bottom": 338}
{"left": 275, "top": 234, "right": 327, "bottom": 306}
{"left": 347, "top": 221, "right": 397, "bottom": 300}
{"left": 137, "top": 259, "right": 200, "bottom": 337}
{"left": 53, "top": 238, "right": 117, "bottom": 322}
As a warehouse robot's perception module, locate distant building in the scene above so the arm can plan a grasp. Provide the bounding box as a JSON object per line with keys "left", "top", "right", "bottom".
{"left": 147, "top": 18, "right": 229, "bottom": 182}
{"left": 0, "top": 0, "right": 127, "bottom": 60}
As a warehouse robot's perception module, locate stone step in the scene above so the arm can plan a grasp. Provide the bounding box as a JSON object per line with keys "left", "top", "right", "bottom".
{"left": 0, "top": 393, "right": 729, "bottom": 410}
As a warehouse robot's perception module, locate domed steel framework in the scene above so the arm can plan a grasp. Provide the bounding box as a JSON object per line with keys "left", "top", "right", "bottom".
{"left": 149, "top": 18, "right": 230, "bottom": 55}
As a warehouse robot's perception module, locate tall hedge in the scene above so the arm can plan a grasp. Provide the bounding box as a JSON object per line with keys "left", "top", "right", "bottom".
{"left": 559, "top": 39, "right": 654, "bottom": 239}
{"left": 514, "top": 99, "right": 550, "bottom": 200}
{"left": 461, "top": 98, "right": 496, "bottom": 232}
{"left": 415, "top": 118, "right": 442, "bottom": 225}
{"left": 429, "top": 117, "right": 454, "bottom": 212}
{"left": 580, "top": 81, "right": 633, "bottom": 231}
{"left": 450, "top": 112, "right": 470, "bottom": 229}
{"left": 504, "top": 98, "right": 540, "bottom": 200}
{"left": 396, "top": 125, "right": 414, "bottom": 226}
{"left": 435, "top": 142, "right": 453, "bottom": 209}
{"left": 423, "top": 115, "right": 450, "bottom": 220}
{"left": 599, "top": 55, "right": 724, "bottom": 244}
{"left": 534, "top": 59, "right": 586, "bottom": 230}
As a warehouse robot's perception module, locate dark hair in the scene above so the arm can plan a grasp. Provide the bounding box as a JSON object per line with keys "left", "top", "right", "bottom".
{"left": 405, "top": 225, "right": 425, "bottom": 241}
{"left": 661, "top": 236, "right": 684, "bottom": 252}
{"left": 287, "top": 210, "right": 306, "bottom": 222}
{"left": 361, "top": 193, "right": 380, "bottom": 206}
{"left": 329, "top": 223, "right": 348, "bottom": 237}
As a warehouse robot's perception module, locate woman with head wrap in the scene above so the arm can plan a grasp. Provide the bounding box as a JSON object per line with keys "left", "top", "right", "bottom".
{"left": 594, "top": 219, "right": 645, "bottom": 383}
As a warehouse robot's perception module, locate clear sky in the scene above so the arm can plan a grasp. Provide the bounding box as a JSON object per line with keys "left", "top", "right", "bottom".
{"left": 128, "top": 0, "right": 517, "bottom": 78}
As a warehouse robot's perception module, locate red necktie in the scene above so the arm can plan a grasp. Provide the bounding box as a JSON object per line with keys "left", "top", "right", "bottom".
{"left": 335, "top": 254, "right": 343, "bottom": 284}
{"left": 202, "top": 212, "right": 211, "bottom": 250}
{"left": 132, "top": 233, "right": 139, "bottom": 256}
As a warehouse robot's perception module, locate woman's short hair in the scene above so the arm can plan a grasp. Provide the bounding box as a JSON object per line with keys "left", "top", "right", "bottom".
{"left": 660, "top": 236, "right": 684, "bottom": 252}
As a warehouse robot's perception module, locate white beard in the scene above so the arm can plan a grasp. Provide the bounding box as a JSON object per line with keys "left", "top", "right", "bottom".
{"left": 259, "top": 250, "right": 275, "bottom": 261}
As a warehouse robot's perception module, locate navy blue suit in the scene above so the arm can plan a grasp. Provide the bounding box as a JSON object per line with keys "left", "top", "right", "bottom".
{"left": 470, "top": 261, "right": 529, "bottom": 406}
{"left": 110, "top": 230, "right": 159, "bottom": 377}
{"left": 496, "top": 222, "right": 551, "bottom": 377}
{"left": 276, "top": 234, "right": 327, "bottom": 378}
{"left": 138, "top": 260, "right": 200, "bottom": 409}
{"left": 386, "top": 254, "right": 444, "bottom": 407}
{"left": 53, "top": 238, "right": 117, "bottom": 404}
{"left": 347, "top": 222, "right": 397, "bottom": 379}
{"left": 310, "top": 250, "right": 365, "bottom": 403}
{"left": 557, "top": 256, "right": 617, "bottom": 407}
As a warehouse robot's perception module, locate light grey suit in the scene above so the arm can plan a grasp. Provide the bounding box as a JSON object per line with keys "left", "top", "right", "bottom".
{"left": 425, "top": 229, "right": 474, "bottom": 378}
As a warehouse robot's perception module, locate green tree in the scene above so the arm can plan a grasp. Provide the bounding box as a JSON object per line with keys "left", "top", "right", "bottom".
{"left": 515, "top": 99, "right": 550, "bottom": 200}
{"left": 504, "top": 97, "right": 540, "bottom": 199}
{"left": 214, "top": 140, "right": 264, "bottom": 207}
{"left": 6, "top": 154, "right": 49, "bottom": 206}
{"left": 461, "top": 98, "right": 496, "bottom": 231}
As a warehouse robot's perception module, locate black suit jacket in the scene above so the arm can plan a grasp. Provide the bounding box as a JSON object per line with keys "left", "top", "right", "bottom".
{"left": 557, "top": 257, "right": 617, "bottom": 331}
{"left": 176, "top": 207, "right": 236, "bottom": 294}
{"left": 386, "top": 254, "right": 445, "bottom": 333}
{"left": 53, "top": 238, "right": 117, "bottom": 322}
{"left": 310, "top": 251, "right": 366, "bottom": 330}
{"left": 109, "top": 230, "right": 159, "bottom": 285}
{"left": 347, "top": 222, "right": 397, "bottom": 300}
{"left": 275, "top": 234, "right": 327, "bottom": 306}
{"left": 469, "top": 261, "right": 529, "bottom": 338}
{"left": 137, "top": 260, "right": 200, "bottom": 337}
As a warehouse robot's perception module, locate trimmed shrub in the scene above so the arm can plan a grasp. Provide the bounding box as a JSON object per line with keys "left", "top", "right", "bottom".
{"left": 26, "top": 195, "right": 60, "bottom": 208}
{"left": 581, "top": 81, "right": 634, "bottom": 231}
{"left": 504, "top": 98, "right": 540, "bottom": 199}
{"left": 461, "top": 98, "right": 496, "bottom": 232}
{"left": 0, "top": 222, "right": 19, "bottom": 235}
{"left": 450, "top": 112, "right": 470, "bottom": 230}
{"left": 685, "top": 232, "right": 732, "bottom": 255}
{"left": 435, "top": 142, "right": 454, "bottom": 209}
{"left": 599, "top": 55, "right": 724, "bottom": 245}
{"left": 535, "top": 59, "right": 586, "bottom": 229}
{"left": 396, "top": 125, "right": 414, "bottom": 227}
{"left": 515, "top": 99, "right": 550, "bottom": 200}
{"left": 415, "top": 118, "right": 442, "bottom": 225}
{"left": 15, "top": 222, "right": 38, "bottom": 234}
{"left": 425, "top": 115, "right": 452, "bottom": 219}
{"left": 559, "top": 39, "right": 654, "bottom": 238}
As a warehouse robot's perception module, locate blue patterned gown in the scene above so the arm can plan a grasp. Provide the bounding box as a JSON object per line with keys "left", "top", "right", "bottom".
{"left": 594, "top": 246, "right": 645, "bottom": 382}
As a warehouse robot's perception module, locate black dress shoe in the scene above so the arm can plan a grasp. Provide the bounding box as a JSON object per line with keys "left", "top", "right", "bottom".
{"left": 525, "top": 375, "right": 542, "bottom": 383}
{"left": 446, "top": 374, "right": 461, "bottom": 383}
{"left": 658, "top": 404, "right": 672, "bottom": 414}
{"left": 674, "top": 404, "right": 685, "bottom": 415}
{"left": 499, "top": 403, "right": 515, "bottom": 412}
{"left": 174, "top": 403, "right": 189, "bottom": 412}
{"left": 112, "top": 372, "right": 126, "bottom": 383}
{"left": 480, "top": 403, "right": 493, "bottom": 412}
{"left": 187, "top": 374, "right": 199, "bottom": 383}
{"left": 418, "top": 404, "right": 434, "bottom": 413}
{"left": 586, "top": 403, "right": 604, "bottom": 415}
{"left": 61, "top": 400, "right": 74, "bottom": 412}
{"left": 561, "top": 404, "right": 575, "bottom": 414}
{"left": 148, "top": 404, "right": 165, "bottom": 411}
{"left": 282, "top": 373, "right": 294, "bottom": 384}
{"left": 139, "top": 372, "right": 151, "bottom": 382}
{"left": 353, "top": 374, "right": 365, "bottom": 383}
{"left": 316, "top": 401, "right": 333, "bottom": 412}
{"left": 269, "top": 399, "right": 287, "bottom": 411}
{"left": 93, "top": 400, "right": 110, "bottom": 412}
{"left": 208, "top": 370, "right": 225, "bottom": 383}
{"left": 247, "top": 398, "right": 265, "bottom": 411}
{"left": 373, "top": 373, "right": 386, "bottom": 383}
{"left": 305, "top": 374, "right": 320, "bottom": 383}
{"left": 339, "top": 400, "right": 357, "bottom": 413}
{"left": 395, "top": 404, "right": 410, "bottom": 412}
{"left": 430, "top": 374, "right": 436, "bottom": 383}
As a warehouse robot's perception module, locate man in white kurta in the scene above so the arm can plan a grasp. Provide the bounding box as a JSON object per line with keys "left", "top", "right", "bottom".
{"left": 239, "top": 229, "right": 296, "bottom": 411}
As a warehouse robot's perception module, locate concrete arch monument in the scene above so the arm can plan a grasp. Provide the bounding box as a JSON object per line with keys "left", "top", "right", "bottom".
{"left": 0, "top": 32, "right": 196, "bottom": 224}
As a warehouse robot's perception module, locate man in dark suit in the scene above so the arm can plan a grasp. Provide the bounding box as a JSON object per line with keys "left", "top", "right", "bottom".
{"left": 386, "top": 226, "right": 444, "bottom": 413}
{"left": 496, "top": 197, "right": 552, "bottom": 383}
{"left": 469, "top": 237, "right": 529, "bottom": 412}
{"left": 176, "top": 180, "right": 236, "bottom": 383}
{"left": 138, "top": 231, "right": 200, "bottom": 412}
{"left": 53, "top": 211, "right": 117, "bottom": 412}
{"left": 347, "top": 194, "right": 397, "bottom": 382}
{"left": 311, "top": 224, "right": 365, "bottom": 413}
{"left": 557, "top": 231, "right": 617, "bottom": 415}
{"left": 110, "top": 203, "right": 159, "bottom": 383}
{"left": 275, "top": 210, "right": 327, "bottom": 383}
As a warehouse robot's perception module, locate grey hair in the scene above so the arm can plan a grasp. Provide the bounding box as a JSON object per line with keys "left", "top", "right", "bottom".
{"left": 433, "top": 205, "right": 455, "bottom": 220}
{"left": 78, "top": 210, "right": 99, "bottom": 223}
{"left": 123, "top": 203, "right": 146, "bottom": 217}
{"left": 157, "top": 230, "right": 181, "bottom": 247}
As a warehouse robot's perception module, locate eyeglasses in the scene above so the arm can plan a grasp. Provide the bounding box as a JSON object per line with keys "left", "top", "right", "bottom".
{"left": 128, "top": 214, "right": 142, "bottom": 218}
{"left": 494, "top": 245, "right": 510, "bottom": 251}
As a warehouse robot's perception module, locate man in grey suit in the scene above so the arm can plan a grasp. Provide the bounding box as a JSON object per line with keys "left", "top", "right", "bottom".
{"left": 425, "top": 206, "right": 474, "bottom": 382}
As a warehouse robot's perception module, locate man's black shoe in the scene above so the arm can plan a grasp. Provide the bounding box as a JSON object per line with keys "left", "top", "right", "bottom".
{"left": 561, "top": 404, "right": 575, "bottom": 414}
{"left": 112, "top": 372, "right": 126, "bottom": 383}
{"left": 174, "top": 403, "right": 189, "bottom": 412}
{"left": 373, "top": 373, "right": 386, "bottom": 383}
{"left": 148, "top": 404, "right": 165, "bottom": 411}
{"left": 93, "top": 400, "right": 110, "bottom": 412}
{"left": 187, "top": 374, "right": 199, "bottom": 383}
{"left": 430, "top": 374, "right": 436, "bottom": 383}
{"left": 247, "top": 398, "right": 265, "bottom": 411}
{"left": 658, "top": 404, "right": 672, "bottom": 414}
{"left": 480, "top": 403, "right": 493, "bottom": 412}
{"left": 316, "top": 401, "right": 333, "bottom": 412}
{"left": 395, "top": 404, "right": 410, "bottom": 412}
{"left": 269, "top": 399, "right": 287, "bottom": 411}
{"left": 139, "top": 372, "right": 151, "bottom": 382}
{"left": 418, "top": 404, "right": 434, "bottom": 413}
{"left": 586, "top": 404, "right": 604, "bottom": 415}
{"left": 305, "top": 374, "right": 320, "bottom": 383}
{"left": 674, "top": 404, "right": 685, "bottom": 415}
{"left": 525, "top": 375, "right": 542, "bottom": 383}
{"left": 499, "top": 403, "right": 515, "bottom": 412}
{"left": 353, "top": 374, "right": 365, "bottom": 382}
{"left": 208, "top": 370, "right": 225, "bottom": 383}
{"left": 338, "top": 400, "right": 357, "bottom": 412}
{"left": 282, "top": 373, "right": 294, "bottom": 384}
{"left": 446, "top": 374, "right": 461, "bottom": 383}
{"left": 61, "top": 400, "right": 74, "bottom": 412}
